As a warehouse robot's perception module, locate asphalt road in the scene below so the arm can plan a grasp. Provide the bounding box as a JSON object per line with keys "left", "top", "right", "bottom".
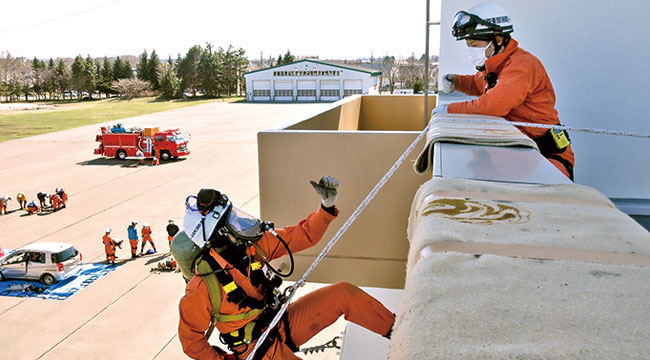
{"left": 0, "top": 101, "right": 345, "bottom": 360}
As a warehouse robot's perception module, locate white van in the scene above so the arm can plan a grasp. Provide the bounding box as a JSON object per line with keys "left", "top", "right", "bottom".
{"left": 0, "top": 242, "right": 82, "bottom": 285}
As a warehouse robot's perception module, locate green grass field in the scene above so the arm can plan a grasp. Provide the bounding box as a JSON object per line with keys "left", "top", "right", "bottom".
{"left": 0, "top": 97, "right": 242, "bottom": 143}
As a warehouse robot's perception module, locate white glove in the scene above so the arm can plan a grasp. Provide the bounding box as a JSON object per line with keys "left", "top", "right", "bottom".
{"left": 440, "top": 74, "right": 455, "bottom": 93}
{"left": 310, "top": 176, "right": 339, "bottom": 208}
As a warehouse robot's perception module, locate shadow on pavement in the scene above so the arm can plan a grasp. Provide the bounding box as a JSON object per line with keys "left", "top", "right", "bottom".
{"left": 76, "top": 158, "right": 186, "bottom": 167}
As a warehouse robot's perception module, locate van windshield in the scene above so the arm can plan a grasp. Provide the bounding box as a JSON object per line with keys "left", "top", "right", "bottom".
{"left": 51, "top": 247, "right": 78, "bottom": 263}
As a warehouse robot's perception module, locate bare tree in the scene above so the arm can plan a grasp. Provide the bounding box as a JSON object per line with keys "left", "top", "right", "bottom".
{"left": 380, "top": 56, "right": 398, "bottom": 94}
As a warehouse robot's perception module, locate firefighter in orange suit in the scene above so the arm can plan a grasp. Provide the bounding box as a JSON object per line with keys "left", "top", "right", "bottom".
{"left": 140, "top": 222, "right": 157, "bottom": 255}
{"left": 50, "top": 193, "right": 63, "bottom": 211}
{"left": 177, "top": 177, "right": 395, "bottom": 360}
{"left": 103, "top": 228, "right": 117, "bottom": 265}
{"left": 438, "top": 3, "right": 575, "bottom": 181}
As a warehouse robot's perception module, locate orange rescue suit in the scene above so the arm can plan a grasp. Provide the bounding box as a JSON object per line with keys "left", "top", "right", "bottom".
{"left": 178, "top": 206, "right": 395, "bottom": 360}
{"left": 103, "top": 234, "right": 115, "bottom": 259}
{"left": 142, "top": 226, "right": 153, "bottom": 242}
{"left": 448, "top": 38, "right": 575, "bottom": 179}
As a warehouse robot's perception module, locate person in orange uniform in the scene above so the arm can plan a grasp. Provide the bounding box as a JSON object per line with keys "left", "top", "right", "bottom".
{"left": 16, "top": 192, "right": 27, "bottom": 210}
{"left": 55, "top": 187, "right": 68, "bottom": 208}
{"left": 103, "top": 228, "right": 118, "bottom": 265}
{"left": 177, "top": 177, "right": 395, "bottom": 360}
{"left": 140, "top": 222, "right": 157, "bottom": 255}
{"left": 50, "top": 193, "right": 63, "bottom": 212}
{"left": 437, "top": 3, "right": 575, "bottom": 181}
{"left": 26, "top": 200, "right": 39, "bottom": 215}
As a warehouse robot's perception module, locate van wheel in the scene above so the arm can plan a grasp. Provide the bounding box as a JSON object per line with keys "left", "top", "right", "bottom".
{"left": 160, "top": 151, "right": 171, "bottom": 161}
{"left": 116, "top": 149, "right": 127, "bottom": 160}
{"left": 41, "top": 273, "right": 57, "bottom": 285}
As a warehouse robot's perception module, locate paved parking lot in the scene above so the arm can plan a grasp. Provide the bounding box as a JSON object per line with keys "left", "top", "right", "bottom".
{"left": 0, "top": 101, "right": 348, "bottom": 360}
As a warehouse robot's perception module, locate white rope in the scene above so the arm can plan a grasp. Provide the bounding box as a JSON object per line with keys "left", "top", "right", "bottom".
{"left": 443, "top": 117, "right": 650, "bottom": 138}
{"left": 245, "top": 121, "right": 432, "bottom": 360}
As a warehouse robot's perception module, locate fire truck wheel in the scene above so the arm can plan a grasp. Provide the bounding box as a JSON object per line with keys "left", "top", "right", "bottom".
{"left": 160, "top": 151, "right": 171, "bottom": 161}
{"left": 116, "top": 150, "right": 127, "bottom": 160}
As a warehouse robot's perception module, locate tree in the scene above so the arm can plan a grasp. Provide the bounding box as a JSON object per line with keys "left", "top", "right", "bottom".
{"left": 276, "top": 53, "right": 283, "bottom": 65}
{"left": 44, "top": 58, "right": 57, "bottom": 99}
{"left": 137, "top": 49, "right": 149, "bottom": 82}
{"left": 112, "top": 78, "right": 150, "bottom": 99}
{"left": 70, "top": 55, "right": 86, "bottom": 98}
{"left": 282, "top": 50, "right": 294, "bottom": 64}
{"left": 97, "top": 57, "right": 114, "bottom": 96}
{"left": 413, "top": 77, "right": 424, "bottom": 94}
{"left": 380, "top": 56, "right": 398, "bottom": 93}
{"left": 198, "top": 43, "right": 221, "bottom": 97}
{"left": 147, "top": 50, "right": 161, "bottom": 90}
{"left": 159, "top": 68, "right": 181, "bottom": 99}
{"left": 31, "top": 58, "right": 45, "bottom": 99}
{"left": 178, "top": 45, "right": 202, "bottom": 96}
{"left": 55, "top": 59, "right": 70, "bottom": 99}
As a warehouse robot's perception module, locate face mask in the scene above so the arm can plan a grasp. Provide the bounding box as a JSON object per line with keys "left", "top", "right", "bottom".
{"left": 468, "top": 42, "right": 492, "bottom": 67}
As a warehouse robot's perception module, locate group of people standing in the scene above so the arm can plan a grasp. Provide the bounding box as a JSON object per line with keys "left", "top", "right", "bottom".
{"left": 0, "top": 188, "right": 68, "bottom": 215}
{"left": 102, "top": 218, "right": 179, "bottom": 265}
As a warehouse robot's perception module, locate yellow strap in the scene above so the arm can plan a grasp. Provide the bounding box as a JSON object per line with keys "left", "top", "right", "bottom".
{"left": 197, "top": 260, "right": 222, "bottom": 319}
{"left": 243, "top": 321, "right": 256, "bottom": 344}
{"left": 218, "top": 308, "right": 263, "bottom": 323}
{"left": 230, "top": 330, "right": 239, "bottom": 337}
{"left": 251, "top": 262, "right": 262, "bottom": 271}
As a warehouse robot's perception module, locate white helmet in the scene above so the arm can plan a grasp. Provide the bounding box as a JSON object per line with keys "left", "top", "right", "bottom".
{"left": 131, "top": 219, "right": 137, "bottom": 225}
{"left": 105, "top": 227, "right": 111, "bottom": 233}
{"left": 143, "top": 222, "right": 149, "bottom": 227}
{"left": 452, "top": 3, "right": 513, "bottom": 41}
{"left": 56, "top": 187, "right": 64, "bottom": 193}
{"left": 168, "top": 218, "right": 174, "bottom": 223}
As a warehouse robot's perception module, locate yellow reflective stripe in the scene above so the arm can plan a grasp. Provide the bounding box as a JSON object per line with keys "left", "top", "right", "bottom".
{"left": 230, "top": 330, "right": 239, "bottom": 337}
{"left": 223, "top": 281, "right": 238, "bottom": 294}
{"left": 251, "top": 262, "right": 262, "bottom": 271}
{"left": 217, "top": 308, "right": 263, "bottom": 323}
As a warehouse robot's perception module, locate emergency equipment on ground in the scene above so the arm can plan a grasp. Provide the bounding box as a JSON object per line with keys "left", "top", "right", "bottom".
{"left": 174, "top": 177, "right": 395, "bottom": 360}
{"left": 93, "top": 125, "right": 190, "bottom": 161}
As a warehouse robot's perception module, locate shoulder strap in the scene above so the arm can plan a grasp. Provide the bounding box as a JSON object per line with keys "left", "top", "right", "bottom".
{"left": 196, "top": 259, "right": 222, "bottom": 340}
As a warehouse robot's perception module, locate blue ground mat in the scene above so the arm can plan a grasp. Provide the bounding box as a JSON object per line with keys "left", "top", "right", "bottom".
{"left": 0, "top": 263, "right": 119, "bottom": 300}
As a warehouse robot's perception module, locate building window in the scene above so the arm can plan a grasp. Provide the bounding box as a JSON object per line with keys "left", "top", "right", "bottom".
{"left": 253, "top": 89, "right": 271, "bottom": 97}
{"left": 297, "top": 89, "right": 316, "bottom": 97}
{"left": 321, "top": 89, "right": 339, "bottom": 97}
{"left": 344, "top": 89, "right": 362, "bottom": 97}
{"left": 275, "top": 89, "right": 292, "bottom": 97}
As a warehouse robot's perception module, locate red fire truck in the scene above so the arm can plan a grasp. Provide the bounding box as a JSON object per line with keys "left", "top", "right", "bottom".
{"left": 93, "top": 125, "right": 190, "bottom": 161}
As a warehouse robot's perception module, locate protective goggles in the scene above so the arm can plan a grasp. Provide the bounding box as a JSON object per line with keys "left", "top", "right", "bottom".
{"left": 452, "top": 11, "right": 504, "bottom": 40}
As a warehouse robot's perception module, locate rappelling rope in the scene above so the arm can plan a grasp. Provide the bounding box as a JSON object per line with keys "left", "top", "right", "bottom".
{"left": 245, "top": 120, "right": 432, "bottom": 360}
{"left": 444, "top": 117, "right": 650, "bottom": 138}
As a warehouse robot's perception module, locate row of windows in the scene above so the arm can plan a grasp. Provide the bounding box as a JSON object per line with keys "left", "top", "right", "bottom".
{"left": 253, "top": 89, "right": 270, "bottom": 97}
{"left": 275, "top": 89, "right": 292, "bottom": 97}
{"left": 297, "top": 89, "right": 317, "bottom": 97}
{"left": 344, "top": 89, "right": 363, "bottom": 96}
{"left": 321, "top": 89, "right": 340, "bottom": 97}
{"left": 273, "top": 70, "right": 341, "bottom": 77}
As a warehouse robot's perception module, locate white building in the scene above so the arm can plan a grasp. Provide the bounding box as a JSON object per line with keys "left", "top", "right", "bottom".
{"left": 244, "top": 59, "right": 381, "bottom": 102}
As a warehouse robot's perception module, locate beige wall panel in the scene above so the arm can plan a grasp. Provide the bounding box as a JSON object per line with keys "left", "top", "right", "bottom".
{"left": 359, "top": 95, "right": 436, "bottom": 131}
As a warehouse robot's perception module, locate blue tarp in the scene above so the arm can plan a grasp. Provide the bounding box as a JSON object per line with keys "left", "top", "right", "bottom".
{"left": 0, "top": 263, "right": 119, "bottom": 301}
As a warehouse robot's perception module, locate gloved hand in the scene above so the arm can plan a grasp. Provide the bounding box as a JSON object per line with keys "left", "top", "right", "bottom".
{"left": 431, "top": 104, "right": 449, "bottom": 116}
{"left": 440, "top": 74, "right": 455, "bottom": 93}
{"left": 310, "top": 176, "right": 339, "bottom": 208}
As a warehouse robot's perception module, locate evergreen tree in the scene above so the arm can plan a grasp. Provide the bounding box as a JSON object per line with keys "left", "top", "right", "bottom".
{"left": 178, "top": 45, "right": 202, "bottom": 96}
{"left": 84, "top": 55, "right": 97, "bottom": 98}
{"left": 137, "top": 49, "right": 149, "bottom": 82}
{"left": 45, "top": 58, "right": 56, "bottom": 99}
{"left": 70, "top": 55, "right": 86, "bottom": 98}
{"left": 198, "top": 43, "right": 221, "bottom": 97}
{"left": 113, "top": 57, "right": 124, "bottom": 81}
{"left": 56, "top": 59, "right": 70, "bottom": 99}
{"left": 120, "top": 59, "right": 133, "bottom": 79}
{"left": 147, "top": 50, "right": 161, "bottom": 90}
{"left": 31, "top": 58, "right": 45, "bottom": 99}
{"left": 282, "top": 50, "right": 294, "bottom": 64}
{"left": 277, "top": 53, "right": 283, "bottom": 65}
{"left": 98, "top": 57, "right": 113, "bottom": 96}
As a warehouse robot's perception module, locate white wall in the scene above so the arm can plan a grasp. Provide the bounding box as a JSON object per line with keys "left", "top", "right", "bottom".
{"left": 439, "top": 0, "right": 650, "bottom": 199}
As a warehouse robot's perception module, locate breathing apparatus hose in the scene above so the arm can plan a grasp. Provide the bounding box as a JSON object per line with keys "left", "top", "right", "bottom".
{"left": 264, "top": 228, "right": 294, "bottom": 278}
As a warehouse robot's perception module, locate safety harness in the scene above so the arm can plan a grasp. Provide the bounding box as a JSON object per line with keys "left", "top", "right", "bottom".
{"left": 195, "top": 247, "right": 293, "bottom": 358}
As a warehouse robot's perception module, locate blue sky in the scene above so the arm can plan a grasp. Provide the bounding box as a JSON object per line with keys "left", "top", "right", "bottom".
{"left": 0, "top": 0, "right": 442, "bottom": 60}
